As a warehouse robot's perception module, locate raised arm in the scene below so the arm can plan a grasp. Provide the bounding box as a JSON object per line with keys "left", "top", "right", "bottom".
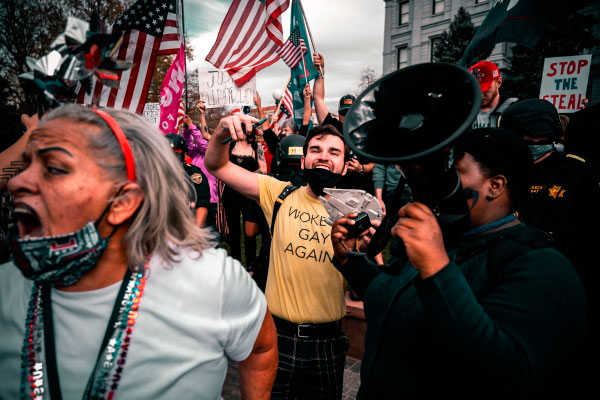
{"left": 204, "top": 115, "right": 260, "bottom": 202}
{"left": 196, "top": 100, "right": 211, "bottom": 140}
{"left": 302, "top": 84, "right": 313, "bottom": 129}
{"left": 0, "top": 114, "right": 38, "bottom": 191}
{"left": 181, "top": 115, "right": 208, "bottom": 156}
{"left": 312, "top": 53, "right": 329, "bottom": 124}
{"left": 254, "top": 91, "right": 271, "bottom": 131}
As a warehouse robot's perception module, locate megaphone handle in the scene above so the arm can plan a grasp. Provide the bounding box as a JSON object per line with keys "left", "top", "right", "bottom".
{"left": 366, "top": 176, "right": 407, "bottom": 258}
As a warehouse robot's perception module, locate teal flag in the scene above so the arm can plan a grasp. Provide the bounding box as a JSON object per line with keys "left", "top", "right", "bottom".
{"left": 460, "top": 0, "right": 557, "bottom": 67}
{"left": 287, "top": 0, "right": 318, "bottom": 129}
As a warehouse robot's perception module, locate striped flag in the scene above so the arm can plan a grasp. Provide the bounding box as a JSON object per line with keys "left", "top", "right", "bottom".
{"left": 76, "top": 0, "right": 181, "bottom": 115}
{"left": 277, "top": 27, "right": 307, "bottom": 69}
{"left": 277, "top": 87, "right": 293, "bottom": 126}
{"left": 206, "top": 0, "right": 290, "bottom": 86}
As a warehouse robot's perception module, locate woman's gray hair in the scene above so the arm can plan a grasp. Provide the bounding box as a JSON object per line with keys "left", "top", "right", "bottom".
{"left": 281, "top": 119, "right": 296, "bottom": 132}
{"left": 43, "top": 104, "right": 215, "bottom": 267}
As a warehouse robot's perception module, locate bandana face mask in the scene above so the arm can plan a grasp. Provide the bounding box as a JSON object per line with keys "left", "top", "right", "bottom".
{"left": 8, "top": 189, "right": 121, "bottom": 287}
{"left": 9, "top": 221, "right": 111, "bottom": 287}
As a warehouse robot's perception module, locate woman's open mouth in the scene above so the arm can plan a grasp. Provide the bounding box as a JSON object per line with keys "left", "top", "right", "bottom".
{"left": 13, "top": 203, "right": 43, "bottom": 238}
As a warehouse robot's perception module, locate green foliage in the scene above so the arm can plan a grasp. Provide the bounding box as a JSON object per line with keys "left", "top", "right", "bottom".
{"left": 0, "top": 0, "right": 65, "bottom": 114}
{"left": 503, "top": 0, "right": 598, "bottom": 100}
{"left": 432, "top": 7, "right": 482, "bottom": 64}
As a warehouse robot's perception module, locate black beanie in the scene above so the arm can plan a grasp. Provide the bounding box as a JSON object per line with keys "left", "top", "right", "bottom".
{"left": 499, "top": 99, "right": 562, "bottom": 139}
{"left": 455, "top": 128, "right": 533, "bottom": 189}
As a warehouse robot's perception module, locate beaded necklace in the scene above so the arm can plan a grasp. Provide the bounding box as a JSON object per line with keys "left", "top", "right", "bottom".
{"left": 20, "top": 262, "right": 149, "bottom": 400}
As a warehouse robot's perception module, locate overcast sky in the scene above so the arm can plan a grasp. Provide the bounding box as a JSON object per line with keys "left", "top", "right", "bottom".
{"left": 182, "top": 0, "right": 385, "bottom": 111}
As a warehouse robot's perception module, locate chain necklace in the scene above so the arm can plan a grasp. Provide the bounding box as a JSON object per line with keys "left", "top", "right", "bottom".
{"left": 20, "top": 262, "right": 149, "bottom": 400}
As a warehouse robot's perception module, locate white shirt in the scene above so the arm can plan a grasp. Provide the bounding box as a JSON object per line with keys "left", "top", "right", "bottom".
{"left": 0, "top": 247, "right": 266, "bottom": 399}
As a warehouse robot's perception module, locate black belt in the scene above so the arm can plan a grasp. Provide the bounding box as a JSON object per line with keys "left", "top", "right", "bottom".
{"left": 273, "top": 315, "right": 342, "bottom": 339}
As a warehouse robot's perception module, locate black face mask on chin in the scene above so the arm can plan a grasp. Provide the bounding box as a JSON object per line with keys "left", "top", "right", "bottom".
{"left": 303, "top": 168, "right": 343, "bottom": 196}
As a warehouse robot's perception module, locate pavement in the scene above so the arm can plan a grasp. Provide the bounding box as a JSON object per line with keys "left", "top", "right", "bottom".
{"left": 222, "top": 356, "right": 362, "bottom": 399}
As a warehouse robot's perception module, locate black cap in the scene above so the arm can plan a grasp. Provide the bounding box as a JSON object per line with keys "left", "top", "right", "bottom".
{"left": 165, "top": 133, "right": 188, "bottom": 155}
{"left": 277, "top": 134, "right": 305, "bottom": 161}
{"left": 338, "top": 94, "right": 355, "bottom": 115}
{"left": 499, "top": 99, "right": 561, "bottom": 139}
{"left": 456, "top": 128, "right": 533, "bottom": 188}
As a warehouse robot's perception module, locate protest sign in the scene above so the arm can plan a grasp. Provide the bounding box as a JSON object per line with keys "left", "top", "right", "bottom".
{"left": 539, "top": 55, "right": 592, "bottom": 113}
{"left": 142, "top": 103, "right": 160, "bottom": 128}
{"left": 198, "top": 70, "right": 256, "bottom": 109}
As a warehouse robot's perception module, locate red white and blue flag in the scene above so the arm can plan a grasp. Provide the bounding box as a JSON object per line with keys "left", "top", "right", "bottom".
{"left": 76, "top": 0, "right": 181, "bottom": 114}
{"left": 277, "top": 87, "right": 293, "bottom": 126}
{"left": 206, "top": 0, "right": 290, "bottom": 86}
{"left": 277, "top": 26, "right": 307, "bottom": 69}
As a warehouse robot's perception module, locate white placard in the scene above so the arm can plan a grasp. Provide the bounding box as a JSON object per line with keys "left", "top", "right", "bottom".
{"left": 539, "top": 55, "right": 592, "bottom": 113}
{"left": 198, "top": 70, "right": 256, "bottom": 109}
{"left": 142, "top": 102, "right": 160, "bottom": 127}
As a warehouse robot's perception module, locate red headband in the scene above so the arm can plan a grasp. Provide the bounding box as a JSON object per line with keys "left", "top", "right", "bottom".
{"left": 92, "top": 109, "right": 136, "bottom": 182}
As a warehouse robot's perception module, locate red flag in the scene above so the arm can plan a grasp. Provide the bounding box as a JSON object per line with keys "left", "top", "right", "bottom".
{"left": 277, "top": 26, "right": 307, "bottom": 69}
{"left": 76, "top": 0, "right": 180, "bottom": 114}
{"left": 277, "top": 87, "right": 293, "bottom": 126}
{"left": 206, "top": 0, "right": 290, "bottom": 86}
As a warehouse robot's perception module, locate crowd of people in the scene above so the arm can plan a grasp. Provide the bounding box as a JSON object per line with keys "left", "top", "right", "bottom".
{"left": 0, "top": 53, "right": 597, "bottom": 399}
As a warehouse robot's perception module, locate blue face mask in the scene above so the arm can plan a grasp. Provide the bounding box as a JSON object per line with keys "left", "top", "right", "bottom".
{"left": 528, "top": 144, "right": 554, "bottom": 161}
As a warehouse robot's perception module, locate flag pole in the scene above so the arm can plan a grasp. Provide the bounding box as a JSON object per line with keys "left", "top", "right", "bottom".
{"left": 296, "top": 0, "right": 323, "bottom": 77}
{"left": 180, "top": 0, "right": 188, "bottom": 111}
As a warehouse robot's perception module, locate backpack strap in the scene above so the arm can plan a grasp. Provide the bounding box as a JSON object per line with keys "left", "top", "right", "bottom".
{"left": 493, "top": 97, "right": 519, "bottom": 127}
{"left": 270, "top": 185, "right": 298, "bottom": 237}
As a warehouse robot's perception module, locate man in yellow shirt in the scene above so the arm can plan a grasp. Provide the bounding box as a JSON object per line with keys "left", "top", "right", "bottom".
{"left": 206, "top": 117, "right": 349, "bottom": 399}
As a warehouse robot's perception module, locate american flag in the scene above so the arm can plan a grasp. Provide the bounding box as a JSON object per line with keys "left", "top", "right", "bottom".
{"left": 277, "top": 87, "right": 293, "bottom": 125}
{"left": 206, "top": 0, "right": 290, "bottom": 86}
{"left": 76, "top": 0, "right": 180, "bottom": 115}
{"left": 277, "top": 27, "right": 307, "bottom": 69}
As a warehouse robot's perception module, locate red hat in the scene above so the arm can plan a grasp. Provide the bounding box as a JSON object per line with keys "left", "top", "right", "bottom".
{"left": 468, "top": 61, "right": 500, "bottom": 92}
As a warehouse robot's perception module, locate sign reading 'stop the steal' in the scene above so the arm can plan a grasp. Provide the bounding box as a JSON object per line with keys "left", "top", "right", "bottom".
{"left": 539, "top": 55, "right": 592, "bottom": 113}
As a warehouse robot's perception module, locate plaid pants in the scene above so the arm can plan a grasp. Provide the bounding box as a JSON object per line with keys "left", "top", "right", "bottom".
{"left": 271, "top": 328, "right": 349, "bottom": 399}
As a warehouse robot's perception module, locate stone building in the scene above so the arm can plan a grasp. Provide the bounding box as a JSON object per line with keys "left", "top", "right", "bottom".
{"left": 382, "top": 0, "right": 600, "bottom": 104}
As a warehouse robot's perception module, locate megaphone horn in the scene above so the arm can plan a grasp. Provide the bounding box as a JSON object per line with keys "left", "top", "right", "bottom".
{"left": 342, "top": 63, "right": 482, "bottom": 265}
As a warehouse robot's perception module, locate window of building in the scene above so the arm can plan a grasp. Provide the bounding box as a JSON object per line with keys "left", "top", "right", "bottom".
{"left": 399, "top": 1, "right": 409, "bottom": 25}
{"left": 397, "top": 46, "right": 408, "bottom": 70}
{"left": 430, "top": 37, "right": 442, "bottom": 62}
{"left": 433, "top": 0, "right": 444, "bottom": 15}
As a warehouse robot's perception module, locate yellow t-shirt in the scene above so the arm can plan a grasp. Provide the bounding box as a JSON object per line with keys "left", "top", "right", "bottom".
{"left": 258, "top": 175, "right": 346, "bottom": 323}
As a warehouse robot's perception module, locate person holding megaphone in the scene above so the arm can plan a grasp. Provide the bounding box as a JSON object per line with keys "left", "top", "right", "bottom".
{"left": 330, "top": 63, "right": 586, "bottom": 399}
